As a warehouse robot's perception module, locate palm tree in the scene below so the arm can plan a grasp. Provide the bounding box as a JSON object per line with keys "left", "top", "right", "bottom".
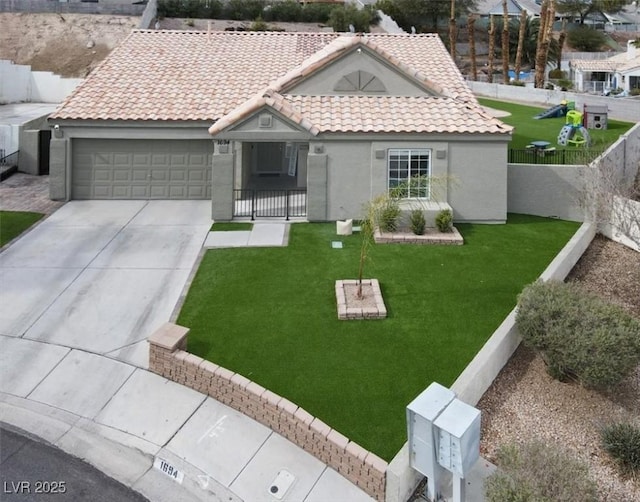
{"left": 534, "top": 0, "right": 555, "bottom": 88}
{"left": 488, "top": 15, "right": 496, "bottom": 83}
{"left": 449, "top": 0, "right": 457, "bottom": 60}
{"left": 514, "top": 10, "right": 528, "bottom": 81}
{"left": 502, "top": 0, "right": 510, "bottom": 84}
{"left": 468, "top": 14, "right": 478, "bottom": 81}
{"left": 556, "top": 18, "right": 567, "bottom": 71}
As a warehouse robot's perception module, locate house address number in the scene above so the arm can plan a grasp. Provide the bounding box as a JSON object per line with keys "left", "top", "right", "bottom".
{"left": 153, "top": 457, "right": 184, "bottom": 484}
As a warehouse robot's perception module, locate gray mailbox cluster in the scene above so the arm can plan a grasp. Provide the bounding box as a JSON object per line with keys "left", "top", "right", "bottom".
{"left": 406, "top": 383, "right": 481, "bottom": 501}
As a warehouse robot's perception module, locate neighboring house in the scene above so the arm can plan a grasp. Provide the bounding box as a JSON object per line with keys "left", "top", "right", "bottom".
{"left": 570, "top": 40, "right": 640, "bottom": 94}
{"left": 483, "top": 0, "right": 541, "bottom": 18}
{"left": 49, "top": 30, "right": 512, "bottom": 223}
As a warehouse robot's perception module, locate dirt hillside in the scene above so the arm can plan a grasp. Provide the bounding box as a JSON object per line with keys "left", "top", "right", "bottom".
{"left": 0, "top": 13, "right": 138, "bottom": 77}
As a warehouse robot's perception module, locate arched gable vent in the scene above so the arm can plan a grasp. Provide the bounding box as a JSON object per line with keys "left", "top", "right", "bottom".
{"left": 334, "top": 70, "right": 386, "bottom": 93}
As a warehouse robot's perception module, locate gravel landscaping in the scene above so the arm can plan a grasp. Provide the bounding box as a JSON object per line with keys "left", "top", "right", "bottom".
{"left": 478, "top": 235, "right": 640, "bottom": 501}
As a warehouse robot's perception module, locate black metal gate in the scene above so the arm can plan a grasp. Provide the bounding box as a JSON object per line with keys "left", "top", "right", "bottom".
{"left": 233, "top": 189, "right": 306, "bottom": 220}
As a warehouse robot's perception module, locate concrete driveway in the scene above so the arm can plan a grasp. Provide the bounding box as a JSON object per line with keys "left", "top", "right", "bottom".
{"left": 0, "top": 200, "right": 212, "bottom": 366}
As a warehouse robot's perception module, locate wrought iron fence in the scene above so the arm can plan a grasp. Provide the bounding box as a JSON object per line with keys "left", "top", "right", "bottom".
{"left": 233, "top": 189, "right": 306, "bottom": 220}
{"left": 0, "top": 150, "right": 18, "bottom": 166}
{"left": 508, "top": 148, "right": 605, "bottom": 165}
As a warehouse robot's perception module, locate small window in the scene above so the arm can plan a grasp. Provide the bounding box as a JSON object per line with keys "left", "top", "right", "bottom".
{"left": 388, "top": 149, "right": 431, "bottom": 199}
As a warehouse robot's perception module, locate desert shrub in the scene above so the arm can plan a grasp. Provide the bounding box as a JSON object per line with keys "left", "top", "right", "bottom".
{"left": 378, "top": 199, "right": 401, "bottom": 232}
{"left": 485, "top": 441, "right": 598, "bottom": 502}
{"left": 409, "top": 209, "right": 425, "bottom": 235}
{"left": 548, "top": 69, "right": 567, "bottom": 79}
{"left": 223, "top": 0, "right": 265, "bottom": 20}
{"left": 516, "top": 281, "right": 640, "bottom": 389}
{"left": 509, "top": 80, "right": 526, "bottom": 86}
{"left": 601, "top": 422, "right": 640, "bottom": 475}
{"left": 435, "top": 209, "right": 452, "bottom": 232}
{"left": 630, "top": 87, "right": 640, "bottom": 96}
{"left": 567, "top": 26, "right": 606, "bottom": 52}
{"left": 158, "top": 0, "right": 222, "bottom": 18}
{"left": 263, "top": 0, "right": 302, "bottom": 22}
{"left": 327, "top": 4, "right": 377, "bottom": 32}
{"left": 300, "top": 3, "right": 334, "bottom": 23}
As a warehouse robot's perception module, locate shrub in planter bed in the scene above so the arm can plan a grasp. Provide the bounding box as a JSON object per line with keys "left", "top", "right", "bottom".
{"left": 409, "top": 209, "right": 426, "bottom": 235}
{"left": 485, "top": 440, "right": 598, "bottom": 502}
{"left": 435, "top": 209, "right": 452, "bottom": 232}
{"left": 516, "top": 280, "right": 640, "bottom": 389}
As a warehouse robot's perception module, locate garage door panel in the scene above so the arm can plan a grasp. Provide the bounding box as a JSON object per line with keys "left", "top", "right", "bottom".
{"left": 132, "top": 153, "right": 151, "bottom": 166}
{"left": 72, "top": 139, "right": 212, "bottom": 200}
{"left": 113, "top": 169, "right": 133, "bottom": 182}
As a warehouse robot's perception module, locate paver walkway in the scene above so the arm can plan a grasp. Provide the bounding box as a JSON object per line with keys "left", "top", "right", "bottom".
{"left": 0, "top": 175, "right": 373, "bottom": 502}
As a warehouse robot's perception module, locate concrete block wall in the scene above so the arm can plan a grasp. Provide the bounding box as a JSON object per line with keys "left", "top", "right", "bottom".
{"left": 0, "top": 60, "right": 82, "bottom": 104}
{"left": 148, "top": 323, "right": 387, "bottom": 501}
{"left": 0, "top": 0, "right": 145, "bottom": 15}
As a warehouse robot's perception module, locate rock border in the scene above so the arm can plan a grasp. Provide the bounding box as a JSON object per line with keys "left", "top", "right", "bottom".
{"left": 336, "top": 279, "right": 387, "bottom": 320}
{"left": 374, "top": 227, "right": 464, "bottom": 245}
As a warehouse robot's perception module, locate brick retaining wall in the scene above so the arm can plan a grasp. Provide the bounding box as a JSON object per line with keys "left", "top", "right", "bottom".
{"left": 149, "top": 322, "right": 387, "bottom": 501}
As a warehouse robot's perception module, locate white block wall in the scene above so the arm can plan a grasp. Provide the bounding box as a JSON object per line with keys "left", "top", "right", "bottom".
{"left": 0, "top": 60, "right": 82, "bottom": 104}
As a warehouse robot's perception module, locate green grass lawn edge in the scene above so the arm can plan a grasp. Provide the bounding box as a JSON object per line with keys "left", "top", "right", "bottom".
{"left": 0, "top": 211, "right": 45, "bottom": 247}
{"left": 178, "top": 214, "right": 581, "bottom": 461}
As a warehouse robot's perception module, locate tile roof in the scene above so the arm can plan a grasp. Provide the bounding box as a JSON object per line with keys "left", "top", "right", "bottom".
{"left": 570, "top": 51, "right": 640, "bottom": 72}
{"left": 209, "top": 90, "right": 512, "bottom": 135}
{"left": 52, "top": 30, "right": 507, "bottom": 135}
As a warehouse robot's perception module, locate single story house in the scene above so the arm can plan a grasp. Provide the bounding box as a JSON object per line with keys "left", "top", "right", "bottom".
{"left": 570, "top": 40, "right": 640, "bottom": 94}
{"left": 49, "top": 30, "right": 513, "bottom": 223}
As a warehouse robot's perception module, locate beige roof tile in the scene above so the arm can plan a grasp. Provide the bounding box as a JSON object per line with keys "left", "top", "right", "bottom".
{"left": 52, "top": 30, "right": 482, "bottom": 126}
{"left": 209, "top": 91, "right": 512, "bottom": 135}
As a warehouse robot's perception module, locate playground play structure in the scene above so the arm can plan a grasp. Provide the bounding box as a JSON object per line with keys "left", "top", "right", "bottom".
{"left": 533, "top": 101, "right": 604, "bottom": 147}
{"left": 557, "top": 110, "right": 592, "bottom": 147}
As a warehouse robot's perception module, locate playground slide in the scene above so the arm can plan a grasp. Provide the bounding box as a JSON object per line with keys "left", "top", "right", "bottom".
{"left": 534, "top": 104, "right": 565, "bottom": 119}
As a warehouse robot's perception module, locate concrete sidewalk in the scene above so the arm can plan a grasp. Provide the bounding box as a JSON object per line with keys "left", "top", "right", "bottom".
{"left": 0, "top": 199, "right": 372, "bottom": 502}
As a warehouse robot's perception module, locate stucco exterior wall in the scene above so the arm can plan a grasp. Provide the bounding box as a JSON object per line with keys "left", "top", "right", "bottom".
{"left": 289, "top": 49, "right": 428, "bottom": 97}
{"left": 319, "top": 137, "right": 508, "bottom": 223}
{"left": 448, "top": 141, "right": 508, "bottom": 223}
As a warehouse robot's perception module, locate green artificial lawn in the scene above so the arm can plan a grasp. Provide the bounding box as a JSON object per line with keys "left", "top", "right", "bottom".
{"left": 0, "top": 211, "right": 44, "bottom": 247}
{"left": 178, "top": 215, "right": 581, "bottom": 461}
{"left": 478, "top": 97, "right": 634, "bottom": 150}
{"left": 210, "top": 222, "right": 254, "bottom": 231}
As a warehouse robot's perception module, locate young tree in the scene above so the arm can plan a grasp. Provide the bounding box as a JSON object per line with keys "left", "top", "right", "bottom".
{"left": 581, "top": 157, "right": 640, "bottom": 251}
{"left": 514, "top": 10, "right": 528, "bottom": 81}
{"left": 501, "top": 0, "right": 510, "bottom": 84}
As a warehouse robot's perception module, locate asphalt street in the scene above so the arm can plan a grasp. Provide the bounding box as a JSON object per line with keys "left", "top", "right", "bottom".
{"left": 0, "top": 424, "right": 149, "bottom": 502}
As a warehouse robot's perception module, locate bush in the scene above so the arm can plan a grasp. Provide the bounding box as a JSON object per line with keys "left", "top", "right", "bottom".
{"left": 300, "top": 2, "right": 334, "bottom": 23}
{"left": 327, "top": 4, "right": 377, "bottom": 33}
{"left": 567, "top": 26, "right": 606, "bottom": 52}
{"left": 263, "top": 0, "right": 301, "bottom": 22}
{"left": 485, "top": 441, "right": 598, "bottom": 502}
{"left": 601, "top": 422, "right": 640, "bottom": 475}
{"left": 516, "top": 281, "right": 640, "bottom": 389}
{"left": 409, "top": 209, "right": 425, "bottom": 235}
{"left": 378, "top": 199, "right": 401, "bottom": 232}
{"left": 509, "top": 80, "right": 526, "bottom": 86}
{"left": 548, "top": 69, "right": 567, "bottom": 79}
{"left": 435, "top": 209, "right": 452, "bottom": 232}
{"left": 630, "top": 88, "right": 640, "bottom": 96}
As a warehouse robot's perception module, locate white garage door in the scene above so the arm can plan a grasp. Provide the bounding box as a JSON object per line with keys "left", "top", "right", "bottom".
{"left": 72, "top": 139, "right": 212, "bottom": 199}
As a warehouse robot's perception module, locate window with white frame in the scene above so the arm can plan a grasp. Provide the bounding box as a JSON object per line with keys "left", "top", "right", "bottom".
{"left": 387, "top": 149, "right": 431, "bottom": 198}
